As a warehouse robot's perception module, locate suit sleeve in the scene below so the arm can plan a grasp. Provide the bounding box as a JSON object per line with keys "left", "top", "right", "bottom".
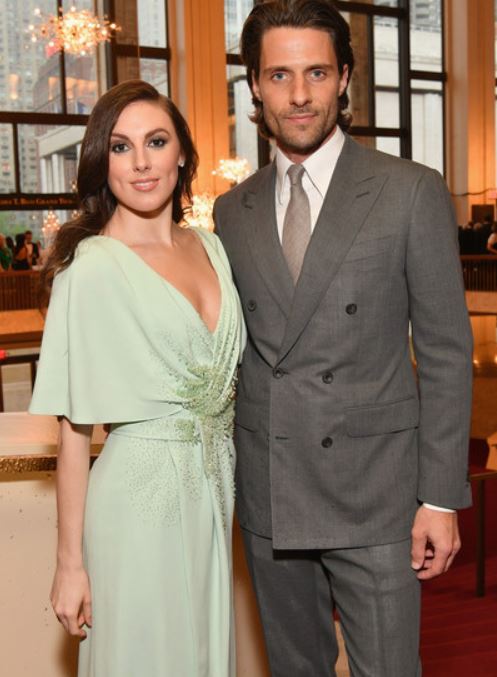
{"left": 406, "top": 169, "right": 473, "bottom": 509}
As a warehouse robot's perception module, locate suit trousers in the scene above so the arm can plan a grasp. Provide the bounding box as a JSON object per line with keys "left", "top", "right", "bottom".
{"left": 242, "top": 529, "right": 422, "bottom": 677}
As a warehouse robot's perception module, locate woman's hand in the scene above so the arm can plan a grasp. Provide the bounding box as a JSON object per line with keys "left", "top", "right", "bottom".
{"left": 51, "top": 564, "right": 92, "bottom": 638}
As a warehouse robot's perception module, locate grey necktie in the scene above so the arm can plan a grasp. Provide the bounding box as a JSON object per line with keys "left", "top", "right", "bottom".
{"left": 282, "top": 164, "right": 311, "bottom": 284}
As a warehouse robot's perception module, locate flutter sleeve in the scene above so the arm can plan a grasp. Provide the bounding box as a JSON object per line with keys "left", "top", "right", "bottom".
{"left": 29, "top": 238, "right": 168, "bottom": 424}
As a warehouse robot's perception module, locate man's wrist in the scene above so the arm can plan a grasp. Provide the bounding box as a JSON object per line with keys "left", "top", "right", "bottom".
{"left": 422, "top": 502, "right": 455, "bottom": 513}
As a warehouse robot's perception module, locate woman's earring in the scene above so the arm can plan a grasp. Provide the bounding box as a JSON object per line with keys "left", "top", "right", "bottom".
{"left": 178, "top": 159, "right": 185, "bottom": 168}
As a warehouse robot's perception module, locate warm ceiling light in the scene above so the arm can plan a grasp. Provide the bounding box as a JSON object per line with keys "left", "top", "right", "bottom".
{"left": 29, "top": 6, "right": 121, "bottom": 56}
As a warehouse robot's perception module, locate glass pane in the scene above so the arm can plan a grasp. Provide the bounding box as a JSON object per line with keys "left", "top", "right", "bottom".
{"left": 0, "top": 211, "right": 43, "bottom": 241}
{"left": 343, "top": 12, "right": 373, "bottom": 127}
{"left": 225, "top": 0, "right": 254, "bottom": 54}
{"left": 353, "top": 136, "right": 401, "bottom": 157}
{"left": 374, "top": 15, "right": 399, "bottom": 127}
{"left": 140, "top": 59, "right": 168, "bottom": 95}
{"left": 138, "top": 0, "right": 167, "bottom": 47}
{"left": 410, "top": 0, "right": 442, "bottom": 72}
{"left": 375, "top": 90, "right": 400, "bottom": 128}
{"left": 411, "top": 79, "right": 443, "bottom": 172}
{"left": 227, "top": 64, "right": 258, "bottom": 173}
{"left": 18, "top": 124, "right": 86, "bottom": 194}
{"left": 65, "top": 53, "right": 99, "bottom": 114}
{"left": 375, "top": 16, "right": 399, "bottom": 87}
{"left": 0, "top": 0, "right": 62, "bottom": 112}
{"left": 0, "top": 125, "right": 16, "bottom": 193}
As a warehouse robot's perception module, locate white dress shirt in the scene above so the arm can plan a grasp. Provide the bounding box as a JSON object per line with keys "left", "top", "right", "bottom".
{"left": 274, "top": 126, "right": 453, "bottom": 515}
{"left": 275, "top": 126, "right": 345, "bottom": 241}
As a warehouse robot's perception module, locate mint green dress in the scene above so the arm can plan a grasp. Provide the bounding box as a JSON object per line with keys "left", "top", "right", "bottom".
{"left": 29, "top": 229, "right": 246, "bottom": 677}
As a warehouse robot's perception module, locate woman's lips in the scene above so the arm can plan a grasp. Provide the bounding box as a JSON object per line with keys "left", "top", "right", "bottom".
{"left": 131, "top": 178, "right": 159, "bottom": 192}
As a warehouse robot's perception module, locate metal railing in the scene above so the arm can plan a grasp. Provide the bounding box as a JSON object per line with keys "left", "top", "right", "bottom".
{"left": 461, "top": 256, "right": 497, "bottom": 292}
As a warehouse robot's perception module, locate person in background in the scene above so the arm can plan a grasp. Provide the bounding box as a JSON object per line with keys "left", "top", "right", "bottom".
{"left": 486, "top": 222, "right": 497, "bottom": 254}
{"left": 0, "top": 233, "right": 12, "bottom": 271}
{"left": 214, "top": 1, "right": 473, "bottom": 675}
{"left": 5, "top": 235, "right": 14, "bottom": 255}
{"left": 25, "top": 229, "right": 40, "bottom": 266}
{"left": 11, "top": 233, "right": 31, "bottom": 270}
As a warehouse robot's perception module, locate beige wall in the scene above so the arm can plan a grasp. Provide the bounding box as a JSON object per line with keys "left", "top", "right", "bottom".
{"left": 445, "top": 0, "right": 496, "bottom": 223}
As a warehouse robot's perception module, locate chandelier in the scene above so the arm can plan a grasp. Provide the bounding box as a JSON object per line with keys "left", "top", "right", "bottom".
{"left": 213, "top": 157, "right": 252, "bottom": 185}
{"left": 29, "top": 6, "right": 121, "bottom": 56}
{"left": 41, "top": 210, "right": 61, "bottom": 250}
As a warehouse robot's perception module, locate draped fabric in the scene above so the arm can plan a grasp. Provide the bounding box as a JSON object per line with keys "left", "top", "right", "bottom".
{"left": 30, "top": 229, "right": 246, "bottom": 676}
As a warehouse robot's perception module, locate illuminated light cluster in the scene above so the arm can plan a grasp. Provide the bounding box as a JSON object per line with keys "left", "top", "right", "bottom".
{"left": 213, "top": 157, "right": 252, "bottom": 185}
{"left": 183, "top": 194, "right": 215, "bottom": 232}
{"left": 28, "top": 6, "right": 121, "bottom": 56}
{"left": 41, "top": 210, "right": 60, "bottom": 249}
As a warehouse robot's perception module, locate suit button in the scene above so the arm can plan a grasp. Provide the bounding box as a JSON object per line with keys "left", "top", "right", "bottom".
{"left": 321, "top": 437, "right": 333, "bottom": 448}
{"left": 346, "top": 303, "right": 357, "bottom": 315}
{"left": 273, "top": 368, "right": 284, "bottom": 379}
{"left": 247, "top": 299, "right": 257, "bottom": 311}
{"left": 322, "top": 371, "right": 334, "bottom": 384}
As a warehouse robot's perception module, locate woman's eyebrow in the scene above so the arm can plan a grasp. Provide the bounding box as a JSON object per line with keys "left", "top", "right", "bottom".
{"left": 110, "top": 127, "right": 170, "bottom": 140}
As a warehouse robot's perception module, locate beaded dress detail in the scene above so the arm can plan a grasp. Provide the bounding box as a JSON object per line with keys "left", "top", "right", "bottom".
{"left": 30, "top": 228, "right": 245, "bottom": 677}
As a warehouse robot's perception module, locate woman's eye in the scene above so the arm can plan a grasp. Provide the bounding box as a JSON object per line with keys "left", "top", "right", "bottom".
{"left": 110, "top": 142, "right": 128, "bottom": 154}
{"left": 149, "top": 137, "right": 167, "bottom": 148}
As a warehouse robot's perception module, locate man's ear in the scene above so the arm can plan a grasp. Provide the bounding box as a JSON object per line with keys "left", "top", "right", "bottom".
{"left": 338, "top": 64, "right": 349, "bottom": 97}
{"left": 252, "top": 70, "right": 262, "bottom": 101}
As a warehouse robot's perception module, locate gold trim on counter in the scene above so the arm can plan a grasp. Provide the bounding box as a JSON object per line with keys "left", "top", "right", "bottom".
{"left": 0, "top": 452, "right": 100, "bottom": 474}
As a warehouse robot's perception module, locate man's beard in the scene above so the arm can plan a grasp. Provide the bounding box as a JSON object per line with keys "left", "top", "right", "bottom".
{"left": 264, "top": 106, "right": 337, "bottom": 156}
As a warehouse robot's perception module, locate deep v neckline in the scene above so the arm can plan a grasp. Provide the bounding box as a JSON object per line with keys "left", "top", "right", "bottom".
{"left": 97, "top": 232, "right": 223, "bottom": 336}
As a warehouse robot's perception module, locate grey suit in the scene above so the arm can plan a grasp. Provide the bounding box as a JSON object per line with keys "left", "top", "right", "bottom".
{"left": 215, "top": 135, "right": 473, "bottom": 676}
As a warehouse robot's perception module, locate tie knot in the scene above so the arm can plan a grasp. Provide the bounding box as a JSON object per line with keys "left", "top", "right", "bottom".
{"left": 287, "top": 163, "right": 305, "bottom": 187}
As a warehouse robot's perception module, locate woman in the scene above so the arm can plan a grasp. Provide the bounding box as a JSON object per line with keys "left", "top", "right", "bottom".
{"left": 487, "top": 222, "right": 497, "bottom": 254}
{"left": 0, "top": 233, "right": 12, "bottom": 270}
{"left": 11, "top": 232, "right": 30, "bottom": 270}
{"left": 30, "top": 80, "right": 245, "bottom": 676}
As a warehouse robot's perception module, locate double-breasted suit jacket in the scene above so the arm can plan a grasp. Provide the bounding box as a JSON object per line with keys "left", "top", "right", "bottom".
{"left": 214, "top": 135, "right": 473, "bottom": 550}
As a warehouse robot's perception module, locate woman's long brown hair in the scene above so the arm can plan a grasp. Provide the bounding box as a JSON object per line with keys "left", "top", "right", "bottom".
{"left": 40, "top": 80, "right": 198, "bottom": 304}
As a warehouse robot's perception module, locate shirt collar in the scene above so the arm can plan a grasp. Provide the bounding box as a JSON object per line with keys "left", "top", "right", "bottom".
{"left": 275, "top": 126, "right": 345, "bottom": 205}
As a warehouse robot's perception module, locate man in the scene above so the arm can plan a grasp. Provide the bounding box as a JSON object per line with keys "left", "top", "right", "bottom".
{"left": 214, "top": 1, "right": 473, "bottom": 675}
{"left": 25, "top": 229, "right": 39, "bottom": 267}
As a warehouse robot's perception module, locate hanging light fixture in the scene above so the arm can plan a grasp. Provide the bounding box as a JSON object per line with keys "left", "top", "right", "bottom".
{"left": 28, "top": 6, "right": 121, "bottom": 56}
{"left": 41, "top": 210, "right": 61, "bottom": 250}
{"left": 212, "top": 157, "right": 252, "bottom": 185}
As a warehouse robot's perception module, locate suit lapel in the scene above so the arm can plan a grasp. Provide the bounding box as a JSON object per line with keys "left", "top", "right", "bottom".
{"left": 277, "top": 136, "right": 388, "bottom": 363}
{"left": 242, "top": 163, "right": 294, "bottom": 316}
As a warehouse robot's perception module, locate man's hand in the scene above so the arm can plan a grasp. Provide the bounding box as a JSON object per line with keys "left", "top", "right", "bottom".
{"left": 410, "top": 505, "right": 461, "bottom": 580}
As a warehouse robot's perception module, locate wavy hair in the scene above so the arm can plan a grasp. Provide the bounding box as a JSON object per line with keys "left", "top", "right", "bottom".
{"left": 40, "top": 80, "right": 198, "bottom": 300}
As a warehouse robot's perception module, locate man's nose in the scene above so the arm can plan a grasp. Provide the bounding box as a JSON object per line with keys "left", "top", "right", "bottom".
{"left": 290, "top": 75, "right": 311, "bottom": 107}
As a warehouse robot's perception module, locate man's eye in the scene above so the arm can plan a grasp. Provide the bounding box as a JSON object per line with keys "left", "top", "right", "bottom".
{"left": 149, "top": 137, "right": 167, "bottom": 148}
{"left": 110, "top": 142, "right": 128, "bottom": 154}
{"left": 310, "top": 70, "right": 325, "bottom": 79}
{"left": 271, "top": 72, "right": 286, "bottom": 81}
